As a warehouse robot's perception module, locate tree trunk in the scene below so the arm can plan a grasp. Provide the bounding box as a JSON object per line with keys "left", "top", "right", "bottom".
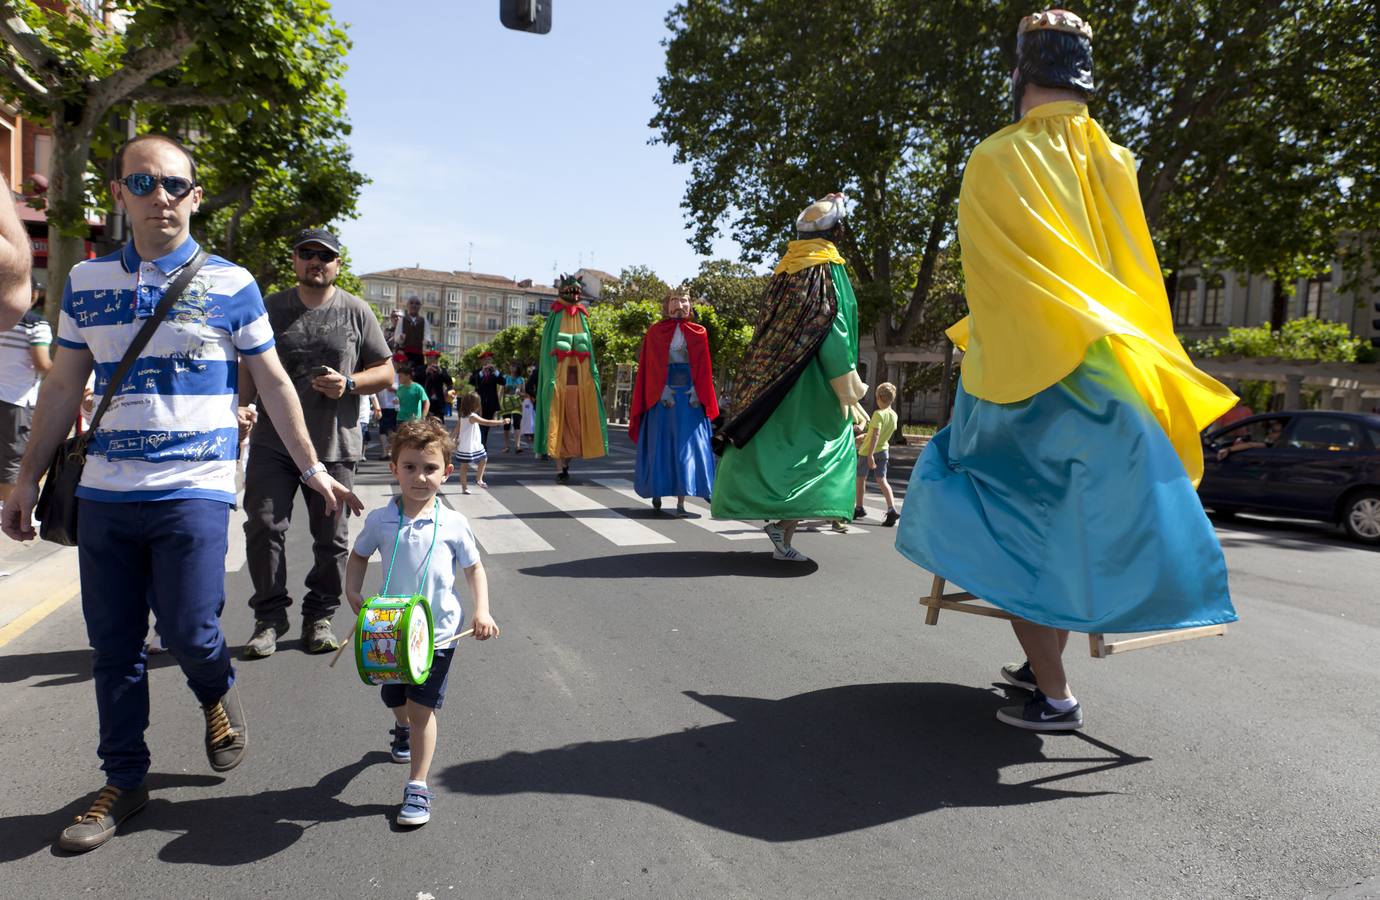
{"left": 937, "top": 338, "right": 956, "bottom": 426}
{"left": 1269, "top": 277, "right": 1288, "bottom": 333}
{"left": 42, "top": 122, "right": 98, "bottom": 326}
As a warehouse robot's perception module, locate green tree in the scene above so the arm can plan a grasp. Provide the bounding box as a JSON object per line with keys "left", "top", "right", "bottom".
{"left": 0, "top": 0, "right": 358, "bottom": 321}
{"left": 683, "top": 259, "right": 769, "bottom": 323}
{"left": 598, "top": 264, "right": 668, "bottom": 308}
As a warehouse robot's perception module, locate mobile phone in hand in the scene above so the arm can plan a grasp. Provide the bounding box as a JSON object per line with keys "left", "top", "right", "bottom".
{"left": 312, "top": 365, "right": 331, "bottom": 377}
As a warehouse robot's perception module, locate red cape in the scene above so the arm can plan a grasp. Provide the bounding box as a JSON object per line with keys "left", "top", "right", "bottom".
{"left": 629, "top": 319, "right": 719, "bottom": 443}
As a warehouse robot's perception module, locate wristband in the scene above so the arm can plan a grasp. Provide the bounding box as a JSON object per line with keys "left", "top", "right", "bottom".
{"left": 300, "top": 462, "right": 326, "bottom": 483}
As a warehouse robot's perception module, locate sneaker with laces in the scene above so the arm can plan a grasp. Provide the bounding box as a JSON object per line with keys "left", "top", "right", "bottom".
{"left": 882, "top": 508, "right": 900, "bottom": 527}
{"left": 995, "top": 690, "right": 1083, "bottom": 731}
{"left": 57, "top": 784, "right": 149, "bottom": 853}
{"left": 763, "top": 522, "right": 789, "bottom": 554}
{"left": 203, "top": 683, "right": 249, "bottom": 771}
{"left": 302, "top": 617, "right": 339, "bottom": 654}
{"left": 398, "top": 782, "right": 432, "bottom": 826}
{"left": 830, "top": 520, "right": 849, "bottom": 533}
{"left": 853, "top": 505, "right": 866, "bottom": 519}
{"left": 772, "top": 546, "right": 811, "bottom": 562}
{"left": 243, "top": 619, "right": 289, "bottom": 659}
{"left": 1000, "top": 660, "right": 1038, "bottom": 692}
{"left": 389, "top": 725, "right": 412, "bottom": 763}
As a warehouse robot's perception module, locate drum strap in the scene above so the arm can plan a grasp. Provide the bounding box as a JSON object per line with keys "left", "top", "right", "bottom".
{"left": 382, "top": 497, "right": 440, "bottom": 597}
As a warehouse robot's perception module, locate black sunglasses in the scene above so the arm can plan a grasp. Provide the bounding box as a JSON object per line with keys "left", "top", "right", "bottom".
{"left": 119, "top": 173, "right": 196, "bottom": 199}
{"left": 296, "top": 247, "right": 339, "bottom": 263}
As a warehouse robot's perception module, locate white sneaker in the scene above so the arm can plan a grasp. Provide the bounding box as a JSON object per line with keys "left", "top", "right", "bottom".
{"left": 763, "top": 522, "right": 789, "bottom": 554}
{"left": 772, "top": 546, "right": 811, "bottom": 562}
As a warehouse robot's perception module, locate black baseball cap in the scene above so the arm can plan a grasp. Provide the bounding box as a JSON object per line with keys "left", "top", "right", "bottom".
{"left": 291, "top": 227, "right": 341, "bottom": 252}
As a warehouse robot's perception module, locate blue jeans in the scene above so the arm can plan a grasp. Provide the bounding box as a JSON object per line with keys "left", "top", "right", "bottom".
{"left": 77, "top": 498, "right": 234, "bottom": 789}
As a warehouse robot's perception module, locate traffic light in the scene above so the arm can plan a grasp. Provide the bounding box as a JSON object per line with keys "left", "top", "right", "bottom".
{"left": 500, "top": 0, "right": 551, "bottom": 34}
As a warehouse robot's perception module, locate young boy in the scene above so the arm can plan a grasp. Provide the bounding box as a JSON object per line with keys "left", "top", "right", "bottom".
{"left": 394, "top": 356, "right": 429, "bottom": 425}
{"left": 345, "top": 419, "right": 499, "bottom": 827}
{"left": 854, "top": 382, "right": 900, "bottom": 526}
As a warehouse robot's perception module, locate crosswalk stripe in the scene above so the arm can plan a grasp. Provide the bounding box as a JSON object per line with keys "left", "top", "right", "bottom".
{"left": 593, "top": 479, "right": 767, "bottom": 541}
{"left": 519, "top": 481, "right": 674, "bottom": 547}
{"left": 443, "top": 485, "right": 554, "bottom": 555}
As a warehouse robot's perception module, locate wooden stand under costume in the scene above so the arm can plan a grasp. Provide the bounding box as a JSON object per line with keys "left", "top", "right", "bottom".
{"left": 919, "top": 575, "right": 1226, "bottom": 659}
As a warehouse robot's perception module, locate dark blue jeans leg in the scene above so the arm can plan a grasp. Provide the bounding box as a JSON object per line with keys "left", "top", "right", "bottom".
{"left": 77, "top": 499, "right": 154, "bottom": 790}
{"left": 144, "top": 499, "right": 234, "bottom": 707}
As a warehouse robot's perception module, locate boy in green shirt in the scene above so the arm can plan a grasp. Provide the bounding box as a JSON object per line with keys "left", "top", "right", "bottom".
{"left": 855, "top": 381, "right": 899, "bottom": 526}
{"left": 395, "top": 358, "right": 429, "bottom": 424}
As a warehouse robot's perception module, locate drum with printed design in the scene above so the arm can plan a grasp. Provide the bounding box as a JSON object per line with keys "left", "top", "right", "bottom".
{"left": 354, "top": 594, "right": 434, "bottom": 686}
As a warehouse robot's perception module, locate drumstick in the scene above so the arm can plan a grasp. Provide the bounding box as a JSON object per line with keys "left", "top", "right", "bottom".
{"left": 329, "top": 622, "right": 358, "bottom": 668}
{"left": 433, "top": 627, "right": 475, "bottom": 650}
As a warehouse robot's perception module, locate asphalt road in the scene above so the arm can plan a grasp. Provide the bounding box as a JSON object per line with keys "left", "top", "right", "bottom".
{"left": 0, "top": 430, "right": 1376, "bottom": 899}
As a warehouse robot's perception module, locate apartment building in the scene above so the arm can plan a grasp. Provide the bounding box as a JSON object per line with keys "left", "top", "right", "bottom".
{"left": 359, "top": 267, "right": 559, "bottom": 356}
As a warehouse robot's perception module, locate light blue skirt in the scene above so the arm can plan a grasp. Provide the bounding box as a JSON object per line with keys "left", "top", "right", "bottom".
{"left": 894, "top": 339, "right": 1236, "bottom": 633}
{"left": 635, "top": 364, "right": 715, "bottom": 501}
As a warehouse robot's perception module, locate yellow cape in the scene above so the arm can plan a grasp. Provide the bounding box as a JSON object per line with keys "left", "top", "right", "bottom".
{"left": 949, "top": 101, "right": 1236, "bottom": 484}
{"left": 775, "top": 238, "right": 845, "bottom": 275}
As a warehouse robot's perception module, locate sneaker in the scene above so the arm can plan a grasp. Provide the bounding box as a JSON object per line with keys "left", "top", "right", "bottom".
{"left": 203, "top": 683, "right": 249, "bottom": 771}
{"left": 57, "top": 784, "right": 149, "bottom": 853}
{"left": 772, "top": 546, "right": 812, "bottom": 562}
{"left": 389, "top": 725, "right": 412, "bottom": 763}
{"left": 397, "top": 782, "right": 432, "bottom": 826}
{"left": 830, "top": 520, "right": 849, "bottom": 533}
{"left": 763, "top": 522, "right": 789, "bottom": 554}
{"left": 302, "top": 618, "right": 339, "bottom": 654}
{"left": 995, "top": 690, "right": 1083, "bottom": 732}
{"left": 853, "top": 505, "right": 866, "bottom": 519}
{"left": 882, "top": 509, "right": 900, "bottom": 527}
{"left": 243, "top": 619, "right": 288, "bottom": 659}
{"left": 1000, "top": 660, "right": 1038, "bottom": 692}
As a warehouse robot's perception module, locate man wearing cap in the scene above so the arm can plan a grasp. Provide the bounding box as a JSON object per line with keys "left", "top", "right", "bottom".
{"left": 392, "top": 296, "right": 429, "bottom": 375}
{"left": 240, "top": 228, "right": 394, "bottom": 657}
{"left": 469, "top": 351, "right": 503, "bottom": 444}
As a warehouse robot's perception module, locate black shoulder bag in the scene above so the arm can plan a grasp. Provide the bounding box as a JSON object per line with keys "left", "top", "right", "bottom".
{"left": 35, "top": 249, "right": 209, "bottom": 545}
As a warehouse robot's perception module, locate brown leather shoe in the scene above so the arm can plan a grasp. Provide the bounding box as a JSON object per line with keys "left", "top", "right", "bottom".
{"left": 203, "top": 684, "right": 248, "bottom": 772}
{"left": 57, "top": 784, "right": 149, "bottom": 853}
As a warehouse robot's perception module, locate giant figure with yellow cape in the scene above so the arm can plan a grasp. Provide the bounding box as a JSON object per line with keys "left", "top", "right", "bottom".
{"left": 894, "top": 10, "right": 1238, "bottom": 731}
{"left": 534, "top": 275, "right": 608, "bottom": 483}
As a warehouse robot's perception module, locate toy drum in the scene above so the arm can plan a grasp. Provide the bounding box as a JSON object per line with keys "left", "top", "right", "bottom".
{"left": 354, "top": 594, "right": 434, "bottom": 686}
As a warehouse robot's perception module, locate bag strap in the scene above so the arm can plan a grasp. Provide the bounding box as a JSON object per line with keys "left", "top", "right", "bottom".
{"left": 85, "top": 247, "right": 210, "bottom": 437}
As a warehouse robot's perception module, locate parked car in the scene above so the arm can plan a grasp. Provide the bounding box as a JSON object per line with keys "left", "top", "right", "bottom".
{"left": 1199, "top": 410, "right": 1380, "bottom": 544}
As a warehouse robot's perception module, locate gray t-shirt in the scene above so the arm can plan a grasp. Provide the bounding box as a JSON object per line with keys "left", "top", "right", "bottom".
{"left": 251, "top": 287, "right": 391, "bottom": 462}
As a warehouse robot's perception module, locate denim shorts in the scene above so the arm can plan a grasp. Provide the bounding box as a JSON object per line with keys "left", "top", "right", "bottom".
{"left": 381, "top": 648, "right": 455, "bottom": 710}
{"left": 858, "top": 448, "right": 889, "bottom": 480}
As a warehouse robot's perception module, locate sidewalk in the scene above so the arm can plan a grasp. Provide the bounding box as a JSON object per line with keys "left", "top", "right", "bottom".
{"left": 0, "top": 531, "right": 81, "bottom": 646}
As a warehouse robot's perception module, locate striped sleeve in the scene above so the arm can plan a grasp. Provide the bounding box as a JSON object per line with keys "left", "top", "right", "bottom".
{"left": 57, "top": 278, "right": 86, "bottom": 349}
{"left": 29, "top": 318, "right": 52, "bottom": 346}
{"left": 225, "top": 276, "right": 275, "bottom": 355}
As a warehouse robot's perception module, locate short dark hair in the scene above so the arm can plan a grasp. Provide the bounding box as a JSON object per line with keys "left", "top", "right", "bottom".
{"left": 112, "top": 134, "right": 198, "bottom": 184}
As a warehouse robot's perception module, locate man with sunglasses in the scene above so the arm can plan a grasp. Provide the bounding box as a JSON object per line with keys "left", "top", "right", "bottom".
{"left": 0, "top": 133, "right": 363, "bottom": 854}
{"left": 240, "top": 228, "right": 393, "bottom": 659}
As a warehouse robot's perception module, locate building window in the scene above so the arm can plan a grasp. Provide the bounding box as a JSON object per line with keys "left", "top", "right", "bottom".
{"left": 467, "top": 293, "right": 480, "bottom": 309}
{"left": 1304, "top": 276, "right": 1331, "bottom": 318}
{"left": 487, "top": 294, "right": 501, "bottom": 311}
{"left": 526, "top": 302, "right": 537, "bottom": 315}
{"left": 465, "top": 314, "right": 478, "bottom": 329}
{"left": 446, "top": 327, "right": 459, "bottom": 346}
{"left": 447, "top": 310, "right": 459, "bottom": 325}
{"left": 425, "top": 290, "right": 437, "bottom": 303}
{"left": 381, "top": 283, "right": 395, "bottom": 297}
{"left": 446, "top": 290, "right": 460, "bottom": 304}
{"left": 1173, "top": 275, "right": 1197, "bottom": 326}
{"left": 426, "top": 312, "right": 437, "bottom": 325}
{"left": 487, "top": 317, "right": 499, "bottom": 331}
{"left": 509, "top": 296, "right": 522, "bottom": 310}
{"left": 1203, "top": 274, "right": 1225, "bottom": 326}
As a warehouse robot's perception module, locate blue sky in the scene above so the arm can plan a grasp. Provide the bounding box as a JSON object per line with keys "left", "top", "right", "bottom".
{"left": 332, "top": 0, "right": 745, "bottom": 285}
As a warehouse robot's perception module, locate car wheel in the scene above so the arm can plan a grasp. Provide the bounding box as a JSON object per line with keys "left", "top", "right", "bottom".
{"left": 1340, "top": 490, "right": 1380, "bottom": 545}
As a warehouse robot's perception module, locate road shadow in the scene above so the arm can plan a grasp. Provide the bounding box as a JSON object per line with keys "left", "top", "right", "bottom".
{"left": 519, "top": 550, "right": 818, "bottom": 579}
{"left": 440, "top": 682, "right": 1143, "bottom": 841}
{"left": 0, "top": 644, "right": 255, "bottom": 688}
{"left": 117, "top": 752, "right": 393, "bottom": 864}
{"left": 0, "top": 772, "right": 223, "bottom": 863}
{"left": 1210, "top": 513, "right": 1375, "bottom": 553}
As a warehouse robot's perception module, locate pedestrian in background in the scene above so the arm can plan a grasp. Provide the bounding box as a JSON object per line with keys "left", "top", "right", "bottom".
{"left": 0, "top": 284, "right": 52, "bottom": 504}
{"left": 392, "top": 297, "right": 428, "bottom": 374}
{"left": 853, "top": 381, "right": 900, "bottom": 527}
{"left": 395, "top": 356, "right": 429, "bottom": 424}
{"left": 469, "top": 351, "right": 504, "bottom": 446}
{"left": 0, "top": 172, "right": 33, "bottom": 331}
{"left": 240, "top": 228, "right": 393, "bottom": 659}
{"left": 378, "top": 370, "right": 400, "bottom": 459}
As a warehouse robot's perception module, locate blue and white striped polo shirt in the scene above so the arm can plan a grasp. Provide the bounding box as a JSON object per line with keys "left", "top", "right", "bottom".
{"left": 57, "top": 237, "right": 275, "bottom": 504}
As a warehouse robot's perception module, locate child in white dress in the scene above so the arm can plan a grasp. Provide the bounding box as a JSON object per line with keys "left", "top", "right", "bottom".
{"left": 450, "top": 392, "right": 506, "bottom": 493}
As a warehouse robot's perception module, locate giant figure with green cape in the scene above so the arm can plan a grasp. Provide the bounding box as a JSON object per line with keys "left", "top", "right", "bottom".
{"left": 534, "top": 275, "right": 608, "bottom": 483}
{"left": 711, "top": 193, "right": 867, "bottom": 562}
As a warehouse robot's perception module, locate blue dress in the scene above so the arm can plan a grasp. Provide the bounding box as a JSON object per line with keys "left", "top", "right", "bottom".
{"left": 894, "top": 338, "right": 1237, "bottom": 633}
{"left": 635, "top": 347, "right": 716, "bottom": 501}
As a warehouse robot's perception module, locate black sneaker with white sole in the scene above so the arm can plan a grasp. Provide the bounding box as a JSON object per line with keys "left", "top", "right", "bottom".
{"left": 995, "top": 690, "right": 1083, "bottom": 731}
{"left": 1000, "top": 660, "right": 1038, "bottom": 692}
